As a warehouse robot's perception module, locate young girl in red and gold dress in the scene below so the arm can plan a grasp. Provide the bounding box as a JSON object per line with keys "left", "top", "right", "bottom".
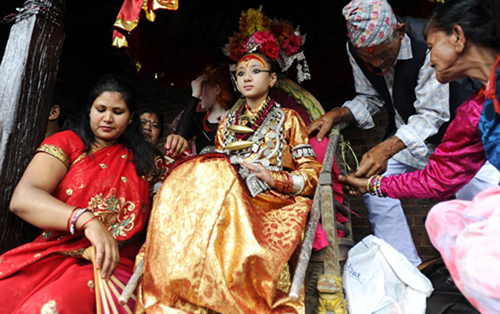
{"left": 135, "top": 31, "right": 321, "bottom": 313}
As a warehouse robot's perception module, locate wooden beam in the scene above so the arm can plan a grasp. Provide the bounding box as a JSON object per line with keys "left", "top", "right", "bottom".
{"left": 0, "top": 0, "right": 66, "bottom": 253}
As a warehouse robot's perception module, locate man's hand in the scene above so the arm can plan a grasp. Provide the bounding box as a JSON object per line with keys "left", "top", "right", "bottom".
{"left": 355, "top": 136, "right": 405, "bottom": 177}
{"left": 307, "top": 107, "right": 353, "bottom": 142}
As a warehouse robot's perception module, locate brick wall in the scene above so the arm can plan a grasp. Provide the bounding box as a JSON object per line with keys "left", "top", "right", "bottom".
{"left": 131, "top": 79, "right": 440, "bottom": 262}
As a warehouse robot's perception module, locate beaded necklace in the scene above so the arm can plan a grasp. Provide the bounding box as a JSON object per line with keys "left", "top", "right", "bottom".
{"left": 233, "top": 97, "right": 275, "bottom": 140}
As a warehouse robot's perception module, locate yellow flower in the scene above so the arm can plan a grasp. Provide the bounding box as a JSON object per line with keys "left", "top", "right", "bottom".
{"left": 240, "top": 5, "right": 270, "bottom": 36}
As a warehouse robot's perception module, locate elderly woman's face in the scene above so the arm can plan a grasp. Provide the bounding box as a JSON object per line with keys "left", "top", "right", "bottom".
{"left": 427, "top": 30, "right": 461, "bottom": 84}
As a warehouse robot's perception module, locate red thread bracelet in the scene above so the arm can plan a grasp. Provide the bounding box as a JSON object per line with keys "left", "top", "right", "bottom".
{"left": 79, "top": 215, "right": 98, "bottom": 232}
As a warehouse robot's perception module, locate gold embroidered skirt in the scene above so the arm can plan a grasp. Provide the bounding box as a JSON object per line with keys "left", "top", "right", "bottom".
{"left": 136, "top": 155, "right": 310, "bottom": 314}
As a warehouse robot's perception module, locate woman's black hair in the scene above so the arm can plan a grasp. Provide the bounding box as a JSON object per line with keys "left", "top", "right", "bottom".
{"left": 426, "top": 0, "right": 500, "bottom": 51}
{"left": 71, "top": 75, "right": 159, "bottom": 176}
{"left": 136, "top": 108, "right": 165, "bottom": 136}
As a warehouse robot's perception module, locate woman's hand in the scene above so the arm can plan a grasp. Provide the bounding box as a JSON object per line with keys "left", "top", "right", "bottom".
{"left": 339, "top": 173, "right": 369, "bottom": 196}
{"left": 191, "top": 74, "right": 208, "bottom": 98}
{"left": 165, "top": 134, "right": 188, "bottom": 158}
{"left": 81, "top": 214, "right": 119, "bottom": 279}
{"left": 241, "top": 162, "right": 276, "bottom": 189}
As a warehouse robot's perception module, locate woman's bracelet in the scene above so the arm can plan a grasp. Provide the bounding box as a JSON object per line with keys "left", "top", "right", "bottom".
{"left": 367, "top": 176, "right": 375, "bottom": 194}
{"left": 66, "top": 207, "right": 78, "bottom": 232}
{"left": 79, "top": 215, "right": 98, "bottom": 232}
{"left": 271, "top": 171, "right": 293, "bottom": 194}
{"left": 69, "top": 208, "right": 90, "bottom": 235}
{"left": 367, "top": 175, "right": 385, "bottom": 198}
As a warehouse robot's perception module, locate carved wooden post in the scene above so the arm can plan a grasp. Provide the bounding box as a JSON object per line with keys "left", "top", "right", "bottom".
{"left": 0, "top": 0, "right": 66, "bottom": 253}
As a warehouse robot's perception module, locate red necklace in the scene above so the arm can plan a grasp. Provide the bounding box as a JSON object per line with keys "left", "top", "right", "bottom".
{"left": 233, "top": 97, "right": 275, "bottom": 140}
{"left": 202, "top": 112, "right": 217, "bottom": 133}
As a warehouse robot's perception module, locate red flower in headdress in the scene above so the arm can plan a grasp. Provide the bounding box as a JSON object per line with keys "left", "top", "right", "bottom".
{"left": 261, "top": 39, "right": 280, "bottom": 60}
{"left": 246, "top": 31, "right": 280, "bottom": 60}
{"left": 282, "top": 34, "right": 302, "bottom": 56}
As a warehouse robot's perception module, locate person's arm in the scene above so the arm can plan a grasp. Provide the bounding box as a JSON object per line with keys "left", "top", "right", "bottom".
{"left": 355, "top": 51, "right": 450, "bottom": 177}
{"left": 287, "top": 111, "right": 323, "bottom": 197}
{"left": 307, "top": 43, "right": 384, "bottom": 141}
{"left": 174, "top": 96, "right": 201, "bottom": 141}
{"left": 341, "top": 95, "right": 485, "bottom": 200}
{"left": 176, "top": 75, "right": 209, "bottom": 141}
{"left": 10, "top": 134, "right": 120, "bottom": 279}
{"left": 382, "top": 97, "right": 484, "bottom": 200}
{"left": 394, "top": 52, "right": 450, "bottom": 158}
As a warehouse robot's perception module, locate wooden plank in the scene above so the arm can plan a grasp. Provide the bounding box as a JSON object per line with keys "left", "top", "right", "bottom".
{"left": 0, "top": 0, "right": 66, "bottom": 253}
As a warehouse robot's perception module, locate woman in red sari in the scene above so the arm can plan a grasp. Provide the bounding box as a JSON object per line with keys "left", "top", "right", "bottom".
{"left": 0, "top": 75, "right": 177, "bottom": 313}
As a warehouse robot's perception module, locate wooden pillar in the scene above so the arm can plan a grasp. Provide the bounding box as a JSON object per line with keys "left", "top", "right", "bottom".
{"left": 0, "top": 0, "right": 66, "bottom": 253}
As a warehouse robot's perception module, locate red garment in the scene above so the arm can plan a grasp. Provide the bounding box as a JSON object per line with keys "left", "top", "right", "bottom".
{"left": 0, "top": 130, "right": 153, "bottom": 313}
{"left": 381, "top": 93, "right": 487, "bottom": 200}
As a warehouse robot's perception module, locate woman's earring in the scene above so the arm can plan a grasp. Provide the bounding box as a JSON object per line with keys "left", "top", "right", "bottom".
{"left": 231, "top": 73, "right": 240, "bottom": 93}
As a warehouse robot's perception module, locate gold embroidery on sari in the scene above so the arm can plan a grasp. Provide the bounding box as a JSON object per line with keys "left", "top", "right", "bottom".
{"left": 71, "top": 153, "right": 87, "bottom": 166}
{"left": 66, "top": 189, "right": 73, "bottom": 196}
{"left": 59, "top": 248, "right": 86, "bottom": 258}
{"left": 87, "top": 189, "right": 137, "bottom": 239}
{"left": 99, "top": 163, "right": 107, "bottom": 169}
{"left": 36, "top": 144, "right": 69, "bottom": 167}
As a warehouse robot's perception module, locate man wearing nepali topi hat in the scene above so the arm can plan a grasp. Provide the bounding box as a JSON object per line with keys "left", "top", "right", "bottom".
{"left": 308, "top": 0, "right": 500, "bottom": 266}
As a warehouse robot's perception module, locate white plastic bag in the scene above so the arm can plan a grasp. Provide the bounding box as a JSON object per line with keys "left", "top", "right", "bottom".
{"left": 343, "top": 235, "right": 433, "bottom": 314}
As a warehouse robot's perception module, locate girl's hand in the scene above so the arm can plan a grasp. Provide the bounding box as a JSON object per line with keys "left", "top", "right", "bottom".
{"left": 82, "top": 214, "right": 119, "bottom": 279}
{"left": 241, "top": 162, "right": 276, "bottom": 189}
{"left": 191, "top": 74, "right": 209, "bottom": 98}
{"left": 165, "top": 134, "right": 188, "bottom": 158}
{"left": 339, "top": 173, "right": 369, "bottom": 196}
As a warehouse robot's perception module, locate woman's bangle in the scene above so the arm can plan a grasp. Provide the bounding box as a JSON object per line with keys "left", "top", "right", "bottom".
{"left": 69, "top": 208, "right": 90, "bottom": 235}
{"left": 375, "top": 175, "right": 385, "bottom": 198}
{"left": 367, "top": 175, "right": 385, "bottom": 198}
{"left": 79, "top": 215, "right": 98, "bottom": 232}
{"left": 270, "top": 171, "right": 293, "bottom": 194}
{"left": 367, "top": 175, "right": 376, "bottom": 194}
{"left": 66, "top": 207, "right": 79, "bottom": 232}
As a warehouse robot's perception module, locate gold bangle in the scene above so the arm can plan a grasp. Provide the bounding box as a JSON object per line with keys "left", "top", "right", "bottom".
{"left": 367, "top": 175, "right": 375, "bottom": 194}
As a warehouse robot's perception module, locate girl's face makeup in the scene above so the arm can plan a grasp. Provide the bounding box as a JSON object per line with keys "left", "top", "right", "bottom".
{"left": 236, "top": 54, "right": 276, "bottom": 101}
